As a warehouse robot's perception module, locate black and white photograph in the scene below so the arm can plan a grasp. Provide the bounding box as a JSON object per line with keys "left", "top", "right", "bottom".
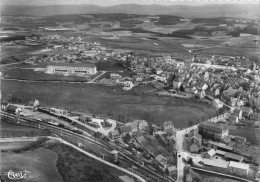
{"left": 0, "top": 0, "right": 260, "bottom": 182}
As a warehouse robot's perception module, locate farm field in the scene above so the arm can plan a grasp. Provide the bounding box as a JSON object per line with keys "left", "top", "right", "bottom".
{"left": 1, "top": 80, "right": 217, "bottom": 128}
{"left": 1, "top": 148, "right": 63, "bottom": 182}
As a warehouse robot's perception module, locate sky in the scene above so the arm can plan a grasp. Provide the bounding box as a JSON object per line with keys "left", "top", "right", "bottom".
{"left": 2, "top": 0, "right": 259, "bottom": 6}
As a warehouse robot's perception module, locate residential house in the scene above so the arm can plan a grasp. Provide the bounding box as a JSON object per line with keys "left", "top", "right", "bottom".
{"left": 155, "top": 68, "right": 163, "bottom": 75}
{"left": 241, "top": 107, "right": 253, "bottom": 119}
{"left": 79, "top": 115, "right": 92, "bottom": 123}
{"left": 228, "top": 161, "right": 249, "bottom": 176}
{"left": 212, "top": 99, "right": 224, "bottom": 109}
{"left": 49, "top": 107, "right": 66, "bottom": 115}
{"left": 119, "top": 125, "right": 132, "bottom": 135}
{"left": 126, "top": 120, "right": 148, "bottom": 135}
{"left": 6, "top": 105, "right": 22, "bottom": 115}
{"left": 110, "top": 73, "right": 122, "bottom": 80}
{"left": 223, "top": 87, "right": 238, "bottom": 98}
{"left": 29, "top": 99, "right": 39, "bottom": 107}
{"left": 199, "top": 122, "right": 229, "bottom": 141}
{"left": 231, "top": 108, "right": 243, "bottom": 120}
{"left": 167, "top": 166, "right": 177, "bottom": 177}
{"left": 124, "top": 133, "right": 134, "bottom": 144}
{"left": 108, "top": 130, "right": 120, "bottom": 141}
{"left": 203, "top": 149, "right": 216, "bottom": 159}
{"left": 162, "top": 121, "right": 176, "bottom": 136}
{"left": 1, "top": 101, "right": 9, "bottom": 110}
{"left": 155, "top": 155, "right": 167, "bottom": 169}
{"left": 230, "top": 97, "right": 238, "bottom": 107}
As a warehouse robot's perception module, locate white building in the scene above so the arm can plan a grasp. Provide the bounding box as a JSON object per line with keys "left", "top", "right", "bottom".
{"left": 228, "top": 161, "right": 249, "bottom": 176}
{"left": 46, "top": 63, "right": 97, "bottom": 76}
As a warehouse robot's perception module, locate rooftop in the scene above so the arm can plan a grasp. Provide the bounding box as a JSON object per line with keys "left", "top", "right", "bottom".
{"left": 199, "top": 121, "right": 228, "bottom": 133}
{"left": 47, "top": 63, "right": 96, "bottom": 68}
{"left": 229, "top": 161, "right": 249, "bottom": 170}
{"left": 224, "top": 152, "right": 244, "bottom": 161}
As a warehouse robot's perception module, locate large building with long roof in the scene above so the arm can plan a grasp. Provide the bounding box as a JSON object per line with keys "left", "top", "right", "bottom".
{"left": 46, "top": 63, "right": 97, "bottom": 76}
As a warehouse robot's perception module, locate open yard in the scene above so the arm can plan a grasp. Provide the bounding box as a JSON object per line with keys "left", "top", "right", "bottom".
{"left": 1, "top": 148, "right": 63, "bottom": 182}
{"left": 1, "top": 80, "right": 217, "bottom": 128}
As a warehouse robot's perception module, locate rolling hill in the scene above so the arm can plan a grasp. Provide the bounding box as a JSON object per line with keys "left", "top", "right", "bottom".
{"left": 1, "top": 4, "right": 259, "bottom": 19}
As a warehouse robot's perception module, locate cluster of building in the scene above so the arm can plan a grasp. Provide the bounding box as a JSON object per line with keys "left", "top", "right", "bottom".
{"left": 184, "top": 120, "right": 259, "bottom": 179}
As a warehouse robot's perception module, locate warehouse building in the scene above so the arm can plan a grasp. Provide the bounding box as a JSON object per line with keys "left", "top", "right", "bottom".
{"left": 228, "top": 161, "right": 249, "bottom": 176}
{"left": 46, "top": 63, "right": 97, "bottom": 76}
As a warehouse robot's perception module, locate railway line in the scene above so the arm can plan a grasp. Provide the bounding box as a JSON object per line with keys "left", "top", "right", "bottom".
{"left": 1, "top": 111, "right": 175, "bottom": 182}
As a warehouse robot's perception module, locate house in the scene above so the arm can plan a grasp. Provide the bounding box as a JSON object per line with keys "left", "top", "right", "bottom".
{"left": 212, "top": 99, "right": 224, "bottom": 109}
{"left": 167, "top": 166, "right": 177, "bottom": 177}
{"left": 79, "top": 115, "right": 92, "bottom": 123}
{"left": 162, "top": 121, "right": 175, "bottom": 135}
{"left": 228, "top": 161, "right": 249, "bottom": 176}
{"left": 126, "top": 120, "right": 139, "bottom": 133}
{"left": 224, "top": 152, "right": 244, "bottom": 162}
{"left": 186, "top": 129, "right": 202, "bottom": 153}
{"left": 199, "top": 122, "right": 229, "bottom": 141}
{"left": 119, "top": 125, "right": 132, "bottom": 135}
{"left": 223, "top": 87, "right": 238, "bottom": 98}
{"left": 49, "top": 107, "right": 66, "bottom": 115}
{"left": 29, "top": 99, "right": 39, "bottom": 107}
{"left": 124, "top": 133, "right": 134, "bottom": 144}
{"left": 155, "top": 155, "right": 167, "bottom": 168}
{"left": 126, "top": 120, "right": 148, "bottom": 134}
{"left": 240, "top": 107, "right": 253, "bottom": 119}
{"left": 110, "top": 73, "right": 122, "bottom": 80}
{"left": 230, "top": 97, "right": 238, "bottom": 107}
{"left": 204, "top": 149, "right": 216, "bottom": 159}
{"left": 123, "top": 81, "right": 134, "bottom": 90}
{"left": 155, "top": 68, "right": 163, "bottom": 75}
{"left": 108, "top": 130, "right": 120, "bottom": 141}
{"left": 1, "top": 101, "right": 9, "bottom": 110}
{"left": 6, "top": 105, "right": 22, "bottom": 115}
{"left": 231, "top": 108, "right": 243, "bottom": 120}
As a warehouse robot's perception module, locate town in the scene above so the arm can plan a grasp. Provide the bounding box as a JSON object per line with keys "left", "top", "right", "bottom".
{"left": 1, "top": 33, "right": 260, "bottom": 182}
{"left": 1, "top": 2, "right": 260, "bottom": 182}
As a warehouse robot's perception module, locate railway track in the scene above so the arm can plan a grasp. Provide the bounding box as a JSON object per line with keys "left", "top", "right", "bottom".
{"left": 1, "top": 112, "right": 175, "bottom": 182}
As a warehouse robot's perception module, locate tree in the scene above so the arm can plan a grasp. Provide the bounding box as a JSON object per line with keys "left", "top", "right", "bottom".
{"left": 94, "top": 131, "right": 102, "bottom": 139}
{"left": 188, "top": 120, "right": 194, "bottom": 127}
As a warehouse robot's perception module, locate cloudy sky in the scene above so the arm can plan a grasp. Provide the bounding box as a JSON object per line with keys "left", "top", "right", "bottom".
{"left": 3, "top": 0, "right": 259, "bottom": 6}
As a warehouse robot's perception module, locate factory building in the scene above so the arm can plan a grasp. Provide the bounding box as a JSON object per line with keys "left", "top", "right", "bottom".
{"left": 46, "top": 63, "right": 97, "bottom": 76}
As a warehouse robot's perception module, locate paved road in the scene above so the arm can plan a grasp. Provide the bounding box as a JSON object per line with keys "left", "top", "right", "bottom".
{"left": 188, "top": 41, "right": 244, "bottom": 54}
{"left": 176, "top": 125, "right": 199, "bottom": 182}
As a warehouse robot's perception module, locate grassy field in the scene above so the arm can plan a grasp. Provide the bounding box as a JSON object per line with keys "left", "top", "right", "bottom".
{"left": 1, "top": 80, "right": 217, "bottom": 128}
{"left": 1, "top": 148, "right": 63, "bottom": 182}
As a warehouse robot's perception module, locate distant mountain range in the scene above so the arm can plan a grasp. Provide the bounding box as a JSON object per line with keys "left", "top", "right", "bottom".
{"left": 1, "top": 4, "right": 259, "bottom": 19}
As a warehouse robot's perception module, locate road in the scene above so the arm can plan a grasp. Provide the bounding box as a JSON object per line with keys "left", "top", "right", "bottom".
{"left": 176, "top": 125, "right": 199, "bottom": 182}
{"left": 188, "top": 41, "right": 244, "bottom": 55}
{"left": 88, "top": 71, "right": 106, "bottom": 83}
